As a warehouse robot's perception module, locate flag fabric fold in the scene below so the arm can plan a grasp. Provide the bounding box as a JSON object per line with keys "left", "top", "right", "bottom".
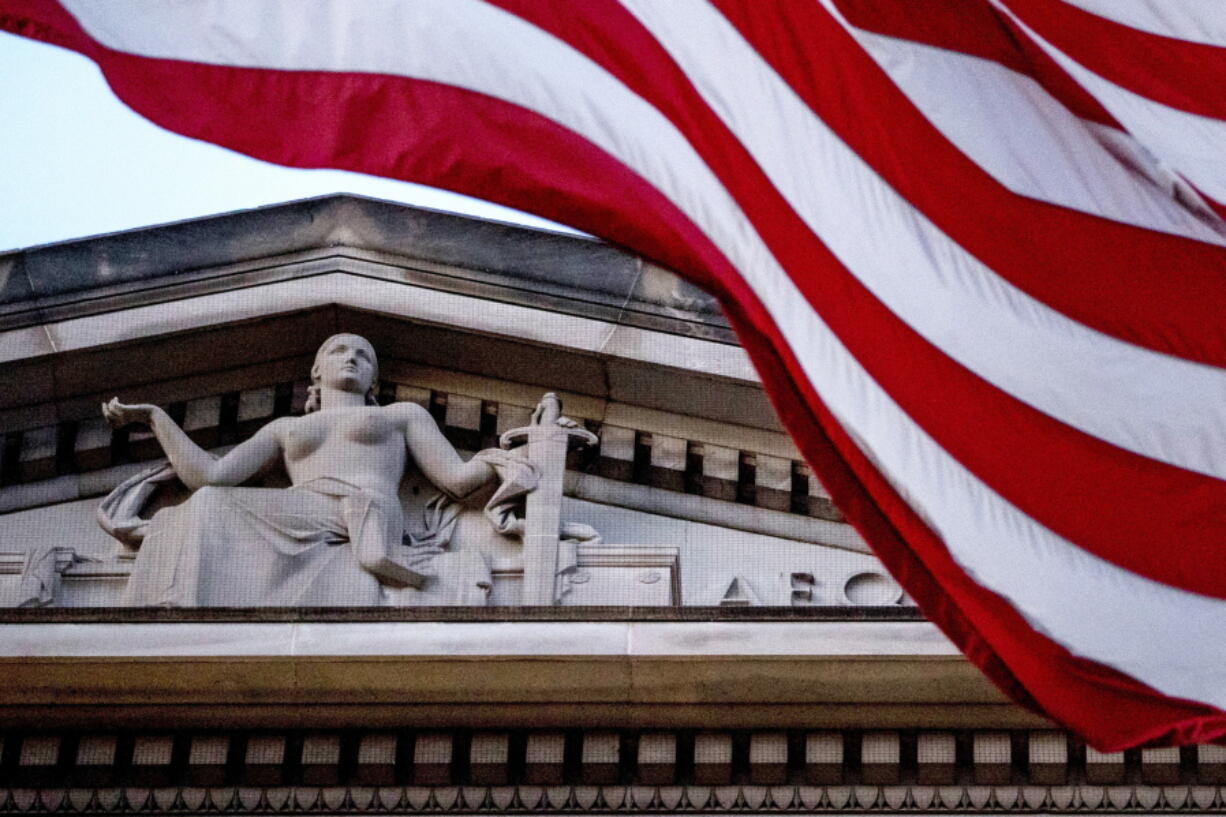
{"left": 2, "top": 0, "right": 1223, "bottom": 749}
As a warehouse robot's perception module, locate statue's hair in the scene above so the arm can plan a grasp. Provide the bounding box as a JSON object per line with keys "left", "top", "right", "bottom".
{"left": 304, "top": 333, "right": 381, "bottom": 413}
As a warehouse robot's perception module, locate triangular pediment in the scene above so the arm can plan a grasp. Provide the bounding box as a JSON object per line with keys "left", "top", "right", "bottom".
{"left": 0, "top": 198, "right": 887, "bottom": 615}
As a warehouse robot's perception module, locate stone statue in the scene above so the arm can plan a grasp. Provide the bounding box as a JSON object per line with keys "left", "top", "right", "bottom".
{"left": 100, "top": 333, "right": 538, "bottom": 607}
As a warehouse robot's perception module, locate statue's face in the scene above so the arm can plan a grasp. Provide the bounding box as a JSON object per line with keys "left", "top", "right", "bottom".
{"left": 314, "top": 334, "right": 378, "bottom": 394}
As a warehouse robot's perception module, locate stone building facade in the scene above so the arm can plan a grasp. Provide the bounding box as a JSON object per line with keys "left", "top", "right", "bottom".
{"left": 0, "top": 196, "right": 1221, "bottom": 813}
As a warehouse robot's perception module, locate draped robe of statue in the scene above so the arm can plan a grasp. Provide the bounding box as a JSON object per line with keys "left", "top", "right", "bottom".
{"left": 109, "top": 449, "right": 540, "bottom": 607}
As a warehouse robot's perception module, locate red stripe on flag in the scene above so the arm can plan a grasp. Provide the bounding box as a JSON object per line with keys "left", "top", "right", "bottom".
{"left": 713, "top": 0, "right": 1226, "bottom": 369}
{"left": 0, "top": 0, "right": 87, "bottom": 52}
{"left": 1004, "top": 0, "right": 1226, "bottom": 121}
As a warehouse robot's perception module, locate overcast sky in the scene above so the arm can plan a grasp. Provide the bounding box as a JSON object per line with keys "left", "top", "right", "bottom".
{"left": 0, "top": 32, "right": 574, "bottom": 252}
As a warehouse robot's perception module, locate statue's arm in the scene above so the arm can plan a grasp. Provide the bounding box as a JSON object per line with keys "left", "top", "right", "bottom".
{"left": 102, "top": 398, "right": 282, "bottom": 490}
{"left": 400, "top": 403, "right": 496, "bottom": 499}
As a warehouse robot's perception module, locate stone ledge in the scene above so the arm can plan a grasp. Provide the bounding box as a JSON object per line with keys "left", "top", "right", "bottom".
{"left": 0, "top": 619, "right": 1046, "bottom": 729}
{"left": 0, "top": 619, "right": 951, "bottom": 658}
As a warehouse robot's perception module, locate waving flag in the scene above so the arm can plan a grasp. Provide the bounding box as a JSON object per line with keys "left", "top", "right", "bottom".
{"left": 2, "top": 0, "right": 1224, "bottom": 749}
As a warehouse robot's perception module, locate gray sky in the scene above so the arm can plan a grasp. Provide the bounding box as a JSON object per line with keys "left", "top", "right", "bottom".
{"left": 0, "top": 32, "right": 575, "bottom": 252}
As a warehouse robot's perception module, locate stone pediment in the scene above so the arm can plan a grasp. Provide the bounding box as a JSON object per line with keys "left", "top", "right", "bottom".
{"left": 0, "top": 196, "right": 902, "bottom": 614}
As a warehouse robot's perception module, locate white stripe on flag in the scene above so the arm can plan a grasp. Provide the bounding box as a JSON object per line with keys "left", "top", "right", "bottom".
{"left": 1059, "top": 0, "right": 1226, "bottom": 47}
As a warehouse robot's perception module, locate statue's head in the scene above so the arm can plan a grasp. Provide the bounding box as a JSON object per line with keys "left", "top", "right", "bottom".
{"left": 304, "top": 333, "right": 381, "bottom": 413}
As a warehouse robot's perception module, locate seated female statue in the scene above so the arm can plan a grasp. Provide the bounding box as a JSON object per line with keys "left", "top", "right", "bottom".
{"left": 102, "top": 333, "right": 500, "bottom": 607}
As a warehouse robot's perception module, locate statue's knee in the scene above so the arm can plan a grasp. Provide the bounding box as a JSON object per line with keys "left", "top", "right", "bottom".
{"left": 354, "top": 539, "right": 386, "bottom": 571}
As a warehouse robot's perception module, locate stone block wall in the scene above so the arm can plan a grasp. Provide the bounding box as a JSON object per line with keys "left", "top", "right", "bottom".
{"left": 0, "top": 377, "right": 839, "bottom": 524}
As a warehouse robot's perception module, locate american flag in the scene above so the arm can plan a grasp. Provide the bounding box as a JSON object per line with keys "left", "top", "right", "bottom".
{"left": 3, "top": 0, "right": 1224, "bottom": 749}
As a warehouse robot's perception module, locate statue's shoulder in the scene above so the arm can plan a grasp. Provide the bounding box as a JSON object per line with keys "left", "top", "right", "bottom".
{"left": 383, "top": 401, "right": 432, "bottom": 424}
{"left": 256, "top": 415, "right": 296, "bottom": 438}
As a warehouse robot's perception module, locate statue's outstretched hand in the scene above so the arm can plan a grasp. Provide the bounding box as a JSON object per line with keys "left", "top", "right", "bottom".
{"left": 102, "top": 397, "right": 157, "bottom": 429}
{"left": 556, "top": 416, "right": 579, "bottom": 429}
